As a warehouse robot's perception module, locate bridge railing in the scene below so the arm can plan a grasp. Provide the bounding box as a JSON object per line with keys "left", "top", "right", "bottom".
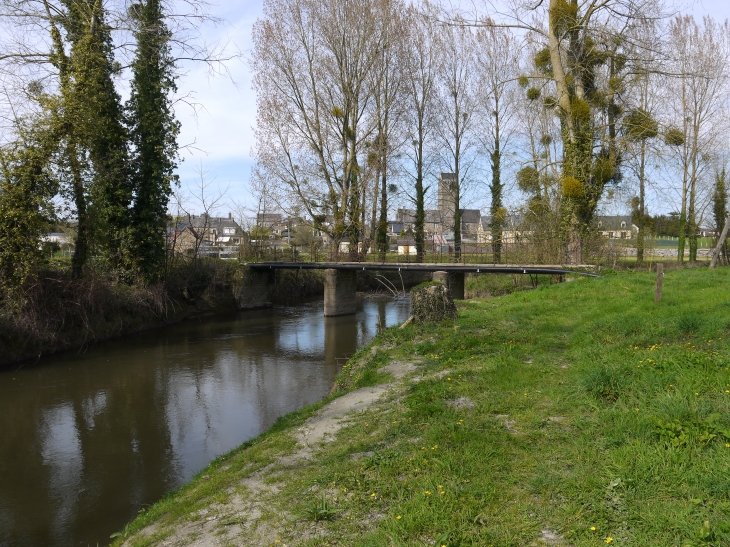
{"left": 238, "top": 240, "right": 566, "bottom": 265}
{"left": 237, "top": 234, "right": 631, "bottom": 267}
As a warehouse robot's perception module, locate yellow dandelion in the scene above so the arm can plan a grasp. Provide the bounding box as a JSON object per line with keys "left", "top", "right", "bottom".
{"left": 605, "top": 538, "right": 613, "bottom": 544}
{"left": 396, "top": 515, "right": 402, "bottom": 520}
{"left": 590, "top": 526, "right": 596, "bottom": 531}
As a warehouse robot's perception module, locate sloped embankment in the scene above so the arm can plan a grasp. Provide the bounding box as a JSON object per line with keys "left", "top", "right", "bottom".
{"left": 115, "top": 268, "right": 730, "bottom": 546}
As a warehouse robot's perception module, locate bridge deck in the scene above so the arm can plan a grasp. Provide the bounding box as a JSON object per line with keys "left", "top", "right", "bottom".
{"left": 247, "top": 262, "right": 599, "bottom": 277}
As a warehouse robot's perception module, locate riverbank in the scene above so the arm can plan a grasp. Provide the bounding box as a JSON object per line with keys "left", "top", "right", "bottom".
{"left": 112, "top": 267, "right": 730, "bottom": 546}
{"left": 0, "top": 261, "right": 326, "bottom": 369}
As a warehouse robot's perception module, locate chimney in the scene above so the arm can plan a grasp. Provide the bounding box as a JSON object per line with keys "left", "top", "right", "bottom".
{"left": 228, "top": 212, "right": 232, "bottom": 219}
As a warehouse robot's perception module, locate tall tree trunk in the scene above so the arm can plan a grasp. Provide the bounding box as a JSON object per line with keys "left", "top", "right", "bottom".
{"left": 414, "top": 120, "right": 425, "bottom": 263}
{"left": 377, "top": 167, "right": 388, "bottom": 261}
{"left": 368, "top": 166, "right": 379, "bottom": 254}
{"left": 688, "top": 157, "right": 699, "bottom": 262}
{"left": 69, "top": 143, "right": 88, "bottom": 278}
{"left": 489, "top": 114, "right": 502, "bottom": 263}
{"left": 636, "top": 140, "right": 646, "bottom": 265}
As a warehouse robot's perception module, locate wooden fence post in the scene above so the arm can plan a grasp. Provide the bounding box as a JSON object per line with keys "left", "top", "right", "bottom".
{"left": 655, "top": 263, "right": 664, "bottom": 303}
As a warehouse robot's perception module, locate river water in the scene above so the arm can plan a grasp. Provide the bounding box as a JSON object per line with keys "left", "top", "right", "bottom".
{"left": 0, "top": 296, "right": 410, "bottom": 547}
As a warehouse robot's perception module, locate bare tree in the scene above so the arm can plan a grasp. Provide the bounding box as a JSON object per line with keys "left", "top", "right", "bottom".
{"left": 661, "top": 15, "right": 730, "bottom": 263}
{"left": 369, "top": 0, "right": 407, "bottom": 260}
{"left": 402, "top": 2, "right": 440, "bottom": 262}
{"left": 623, "top": 61, "right": 660, "bottom": 265}
{"left": 252, "top": 0, "right": 395, "bottom": 259}
{"left": 434, "top": 21, "right": 477, "bottom": 260}
{"left": 474, "top": 23, "right": 521, "bottom": 263}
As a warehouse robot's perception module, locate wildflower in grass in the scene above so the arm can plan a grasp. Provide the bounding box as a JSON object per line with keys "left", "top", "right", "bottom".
{"left": 425, "top": 491, "right": 432, "bottom": 496}
{"left": 605, "top": 538, "right": 613, "bottom": 544}
{"left": 725, "top": 443, "right": 730, "bottom": 448}
{"left": 590, "top": 526, "right": 596, "bottom": 531}
{"left": 396, "top": 515, "right": 402, "bottom": 520}
{"left": 371, "top": 493, "right": 376, "bottom": 498}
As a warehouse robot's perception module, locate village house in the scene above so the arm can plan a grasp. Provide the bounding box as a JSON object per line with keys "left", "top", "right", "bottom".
{"left": 256, "top": 213, "right": 283, "bottom": 229}
{"left": 396, "top": 238, "right": 417, "bottom": 255}
{"left": 477, "top": 214, "right": 533, "bottom": 244}
{"left": 171, "top": 213, "right": 247, "bottom": 258}
{"left": 595, "top": 215, "right": 638, "bottom": 239}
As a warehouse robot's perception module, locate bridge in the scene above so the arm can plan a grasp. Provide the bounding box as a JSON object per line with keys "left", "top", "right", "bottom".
{"left": 245, "top": 262, "right": 598, "bottom": 316}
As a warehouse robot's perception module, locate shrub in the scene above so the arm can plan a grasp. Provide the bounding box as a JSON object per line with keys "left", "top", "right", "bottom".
{"left": 410, "top": 282, "right": 456, "bottom": 323}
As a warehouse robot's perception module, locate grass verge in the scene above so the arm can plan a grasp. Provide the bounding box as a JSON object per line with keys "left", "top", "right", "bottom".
{"left": 115, "top": 267, "right": 730, "bottom": 547}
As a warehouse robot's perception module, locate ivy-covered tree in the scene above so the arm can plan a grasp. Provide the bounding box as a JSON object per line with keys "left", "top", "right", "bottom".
{"left": 126, "top": 0, "right": 180, "bottom": 281}
{"left": 484, "top": 0, "right": 657, "bottom": 263}
{"left": 44, "top": 0, "right": 131, "bottom": 276}
{"left": 62, "top": 0, "right": 132, "bottom": 271}
{"left": 712, "top": 167, "right": 728, "bottom": 264}
{"left": 0, "top": 120, "right": 59, "bottom": 292}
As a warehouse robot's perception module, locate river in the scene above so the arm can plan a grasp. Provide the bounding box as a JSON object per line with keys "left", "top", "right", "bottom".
{"left": 0, "top": 296, "right": 410, "bottom": 547}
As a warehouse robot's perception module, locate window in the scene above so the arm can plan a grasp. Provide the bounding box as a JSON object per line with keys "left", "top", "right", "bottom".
{"left": 223, "top": 227, "right": 235, "bottom": 235}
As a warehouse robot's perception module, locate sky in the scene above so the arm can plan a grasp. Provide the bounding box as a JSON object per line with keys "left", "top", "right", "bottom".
{"left": 171, "top": 0, "right": 730, "bottom": 218}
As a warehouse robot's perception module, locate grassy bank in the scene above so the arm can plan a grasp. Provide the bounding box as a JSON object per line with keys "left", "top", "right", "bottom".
{"left": 116, "top": 267, "right": 730, "bottom": 546}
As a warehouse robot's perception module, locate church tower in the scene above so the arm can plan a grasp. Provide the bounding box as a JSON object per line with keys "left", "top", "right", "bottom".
{"left": 438, "top": 172, "right": 457, "bottom": 231}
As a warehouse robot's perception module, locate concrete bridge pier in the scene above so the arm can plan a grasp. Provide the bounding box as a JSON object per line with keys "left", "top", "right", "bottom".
{"left": 432, "top": 271, "right": 465, "bottom": 300}
{"left": 324, "top": 269, "right": 357, "bottom": 316}
{"left": 234, "top": 268, "right": 275, "bottom": 309}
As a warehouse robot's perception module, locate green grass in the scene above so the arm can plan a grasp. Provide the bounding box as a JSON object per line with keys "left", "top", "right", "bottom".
{"left": 114, "top": 267, "right": 730, "bottom": 547}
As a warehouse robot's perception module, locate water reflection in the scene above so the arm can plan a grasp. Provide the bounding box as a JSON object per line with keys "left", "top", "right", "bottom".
{"left": 0, "top": 296, "right": 409, "bottom": 547}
